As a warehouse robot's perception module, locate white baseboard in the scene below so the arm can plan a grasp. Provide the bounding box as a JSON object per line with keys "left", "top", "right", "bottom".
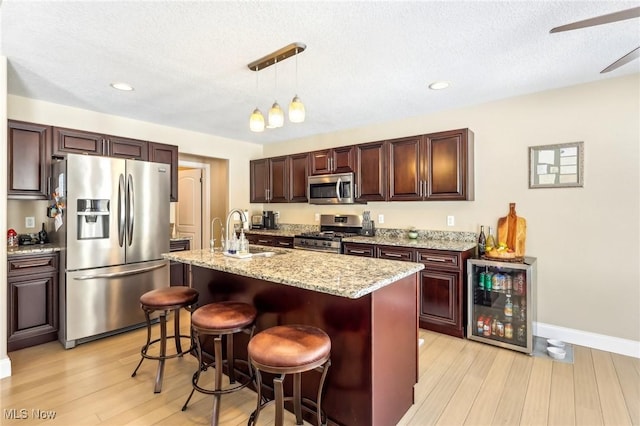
{"left": 0, "top": 356, "right": 12, "bottom": 379}
{"left": 535, "top": 322, "right": 640, "bottom": 359}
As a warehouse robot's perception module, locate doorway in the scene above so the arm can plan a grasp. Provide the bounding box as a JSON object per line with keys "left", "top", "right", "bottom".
{"left": 174, "top": 156, "right": 229, "bottom": 250}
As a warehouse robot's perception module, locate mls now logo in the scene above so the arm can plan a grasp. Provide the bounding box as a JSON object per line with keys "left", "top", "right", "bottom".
{"left": 4, "top": 409, "right": 28, "bottom": 419}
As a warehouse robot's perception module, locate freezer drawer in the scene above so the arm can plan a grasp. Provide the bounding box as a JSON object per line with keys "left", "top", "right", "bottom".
{"left": 61, "top": 259, "right": 169, "bottom": 348}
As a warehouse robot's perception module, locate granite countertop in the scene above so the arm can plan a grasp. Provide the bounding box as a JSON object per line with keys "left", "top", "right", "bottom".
{"left": 163, "top": 247, "right": 424, "bottom": 299}
{"left": 343, "top": 235, "right": 477, "bottom": 252}
{"left": 7, "top": 244, "right": 62, "bottom": 256}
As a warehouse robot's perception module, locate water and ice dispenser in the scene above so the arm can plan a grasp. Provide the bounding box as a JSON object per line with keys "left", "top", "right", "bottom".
{"left": 77, "top": 199, "right": 110, "bottom": 240}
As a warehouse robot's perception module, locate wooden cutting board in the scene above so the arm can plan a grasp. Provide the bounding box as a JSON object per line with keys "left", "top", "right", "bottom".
{"left": 497, "top": 203, "right": 526, "bottom": 257}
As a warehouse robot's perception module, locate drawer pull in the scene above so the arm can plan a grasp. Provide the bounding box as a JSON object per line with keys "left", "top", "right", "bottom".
{"left": 350, "top": 250, "right": 366, "bottom": 254}
{"left": 384, "top": 253, "right": 403, "bottom": 258}
{"left": 276, "top": 242, "right": 290, "bottom": 246}
{"left": 425, "top": 257, "right": 447, "bottom": 262}
{"left": 258, "top": 239, "right": 270, "bottom": 244}
{"left": 14, "top": 260, "right": 51, "bottom": 268}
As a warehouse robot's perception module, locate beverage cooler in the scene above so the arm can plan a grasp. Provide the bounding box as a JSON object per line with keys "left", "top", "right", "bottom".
{"left": 467, "top": 257, "right": 537, "bottom": 354}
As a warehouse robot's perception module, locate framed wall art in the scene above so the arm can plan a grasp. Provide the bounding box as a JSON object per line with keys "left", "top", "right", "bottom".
{"left": 529, "top": 141, "right": 584, "bottom": 188}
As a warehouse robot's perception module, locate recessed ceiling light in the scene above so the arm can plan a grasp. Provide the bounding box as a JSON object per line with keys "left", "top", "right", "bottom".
{"left": 428, "top": 81, "right": 450, "bottom": 90}
{"left": 110, "top": 82, "right": 134, "bottom": 91}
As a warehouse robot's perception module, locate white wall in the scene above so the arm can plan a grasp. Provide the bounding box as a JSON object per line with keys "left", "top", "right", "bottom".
{"left": 262, "top": 74, "right": 640, "bottom": 348}
{"left": 1, "top": 56, "right": 11, "bottom": 378}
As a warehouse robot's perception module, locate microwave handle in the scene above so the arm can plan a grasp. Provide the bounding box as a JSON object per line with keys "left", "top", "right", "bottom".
{"left": 336, "top": 177, "right": 342, "bottom": 202}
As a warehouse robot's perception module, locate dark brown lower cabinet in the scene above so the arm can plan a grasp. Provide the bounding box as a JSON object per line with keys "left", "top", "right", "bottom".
{"left": 169, "top": 239, "right": 191, "bottom": 286}
{"left": 344, "top": 242, "right": 473, "bottom": 337}
{"left": 245, "top": 233, "right": 293, "bottom": 248}
{"left": 7, "top": 253, "right": 59, "bottom": 351}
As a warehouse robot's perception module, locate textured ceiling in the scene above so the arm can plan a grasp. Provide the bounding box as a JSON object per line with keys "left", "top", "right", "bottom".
{"left": 1, "top": 1, "right": 639, "bottom": 145}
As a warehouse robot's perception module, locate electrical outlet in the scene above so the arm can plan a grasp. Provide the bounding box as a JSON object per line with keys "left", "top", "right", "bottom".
{"left": 378, "top": 214, "right": 384, "bottom": 224}
{"left": 25, "top": 216, "right": 35, "bottom": 228}
{"left": 315, "top": 213, "right": 320, "bottom": 222}
{"left": 447, "top": 216, "right": 455, "bottom": 226}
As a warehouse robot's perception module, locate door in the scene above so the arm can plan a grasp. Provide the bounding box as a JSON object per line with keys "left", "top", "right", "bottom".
{"left": 269, "top": 156, "right": 289, "bottom": 203}
{"left": 387, "top": 136, "right": 423, "bottom": 201}
{"left": 126, "top": 159, "right": 170, "bottom": 263}
{"left": 65, "top": 155, "right": 125, "bottom": 270}
{"left": 176, "top": 168, "right": 203, "bottom": 249}
{"left": 7, "top": 120, "right": 52, "bottom": 200}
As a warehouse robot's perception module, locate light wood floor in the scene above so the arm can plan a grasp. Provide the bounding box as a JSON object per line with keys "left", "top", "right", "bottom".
{"left": 1, "top": 312, "right": 638, "bottom": 426}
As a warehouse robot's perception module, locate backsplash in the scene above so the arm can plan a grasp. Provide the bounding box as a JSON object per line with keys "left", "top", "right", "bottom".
{"left": 7, "top": 200, "right": 53, "bottom": 234}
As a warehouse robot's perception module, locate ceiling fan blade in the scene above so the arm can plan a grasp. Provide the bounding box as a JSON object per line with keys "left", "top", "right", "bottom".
{"left": 601, "top": 46, "right": 640, "bottom": 73}
{"left": 550, "top": 6, "right": 640, "bottom": 33}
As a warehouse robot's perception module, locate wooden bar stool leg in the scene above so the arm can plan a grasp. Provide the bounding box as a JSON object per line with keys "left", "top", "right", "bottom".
{"left": 293, "top": 372, "right": 302, "bottom": 425}
{"left": 182, "top": 329, "right": 202, "bottom": 411}
{"left": 274, "top": 374, "right": 285, "bottom": 426}
{"left": 249, "top": 369, "right": 263, "bottom": 426}
{"left": 317, "top": 360, "right": 331, "bottom": 426}
{"left": 226, "top": 334, "right": 236, "bottom": 384}
{"left": 211, "top": 335, "right": 223, "bottom": 426}
{"left": 154, "top": 310, "right": 168, "bottom": 393}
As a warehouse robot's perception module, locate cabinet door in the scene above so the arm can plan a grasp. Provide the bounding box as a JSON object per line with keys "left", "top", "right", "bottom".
{"left": 148, "top": 142, "right": 179, "bottom": 202}
{"left": 7, "top": 253, "right": 59, "bottom": 352}
{"left": 310, "top": 149, "right": 332, "bottom": 175}
{"left": 269, "top": 156, "right": 289, "bottom": 203}
{"left": 288, "top": 152, "right": 308, "bottom": 202}
{"left": 8, "top": 120, "right": 52, "bottom": 200}
{"left": 419, "top": 268, "right": 462, "bottom": 337}
{"left": 109, "top": 136, "right": 148, "bottom": 160}
{"left": 424, "top": 128, "right": 474, "bottom": 201}
{"left": 250, "top": 159, "right": 270, "bottom": 203}
{"left": 52, "top": 127, "right": 106, "bottom": 157}
{"left": 355, "top": 141, "right": 386, "bottom": 201}
{"left": 332, "top": 145, "right": 356, "bottom": 174}
{"left": 343, "top": 242, "right": 375, "bottom": 257}
{"left": 387, "top": 135, "right": 423, "bottom": 201}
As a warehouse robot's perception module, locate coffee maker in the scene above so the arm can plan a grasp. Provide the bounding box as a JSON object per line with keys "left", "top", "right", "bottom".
{"left": 262, "top": 211, "right": 277, "bottom": 229}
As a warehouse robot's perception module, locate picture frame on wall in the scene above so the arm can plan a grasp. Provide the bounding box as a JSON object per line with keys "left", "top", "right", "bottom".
{"left": 529, "top": 141, "right": 584, "bottom": 189}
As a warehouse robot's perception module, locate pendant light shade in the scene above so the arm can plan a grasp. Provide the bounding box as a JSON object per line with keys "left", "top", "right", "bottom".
{"left": 250, "top": 107, "right": 265, "bottom": 132}
{"left": 268, "top": 102, "right": 284, "bottom": 128}
{"left": 289, "top": 95, "right": 305, "bottom": 123}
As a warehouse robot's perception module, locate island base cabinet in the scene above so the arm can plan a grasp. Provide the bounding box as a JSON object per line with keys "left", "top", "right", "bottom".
{"left": 190, "top": 266, "right": 419, "bottom": 426}
{"left": 7, "top": 253, "right": 59, "bottom": 352}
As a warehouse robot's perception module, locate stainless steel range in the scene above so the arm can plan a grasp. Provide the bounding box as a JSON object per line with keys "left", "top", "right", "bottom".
{"left": 293, "top": 214, "right": 362, "bottom": 254}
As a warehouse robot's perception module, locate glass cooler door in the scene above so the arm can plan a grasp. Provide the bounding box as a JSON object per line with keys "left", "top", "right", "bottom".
{"left": 467, "top": 257, "right": 537, "bottom": 354}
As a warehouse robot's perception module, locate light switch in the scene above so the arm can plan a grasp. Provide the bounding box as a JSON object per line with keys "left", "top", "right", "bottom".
{"left": 378, "top": 214, "right": 384, "bottom": 224}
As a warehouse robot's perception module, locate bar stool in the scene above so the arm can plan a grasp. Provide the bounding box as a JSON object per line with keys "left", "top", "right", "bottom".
{"left": 131, "top": 286, "right": 199, "bottom": 393}
{"left": 248, "top": 324, "right": 331, "bottom": 426}
{"left": 182, "top": 301, "right": 257, "bottom": 426}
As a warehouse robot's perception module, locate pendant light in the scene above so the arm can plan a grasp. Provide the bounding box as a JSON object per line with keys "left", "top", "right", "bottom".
{"left": 247, "top": 42, "right": 306, "bottom": 132}
{"left": 249, "top": 66, "right": 265, "bottom": 132}
{"left": 288, "top": 47, "right": 305, "bottom": 123}
{"left": 268, "top": 59, "right": 284, "bottom": 128}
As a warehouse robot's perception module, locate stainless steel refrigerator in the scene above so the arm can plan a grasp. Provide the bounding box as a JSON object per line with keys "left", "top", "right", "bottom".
{"left": 51, "top": 154, "right": 170, "bottom": 348}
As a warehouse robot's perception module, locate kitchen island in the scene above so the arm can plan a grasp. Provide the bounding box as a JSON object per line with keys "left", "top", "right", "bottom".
{"left": 163, "top": 247, "right": 424, "bottom": 426}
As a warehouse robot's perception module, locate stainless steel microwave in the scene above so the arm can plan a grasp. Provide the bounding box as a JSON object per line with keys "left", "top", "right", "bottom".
{"left": 308, "top": 172, "right": 356, "bottom": 204}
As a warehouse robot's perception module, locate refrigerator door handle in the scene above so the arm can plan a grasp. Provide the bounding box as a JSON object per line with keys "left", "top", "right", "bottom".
{"left": 127, "top": 173, "right": 134, "bottom": 246}
{"left": 118, "top": 174, "right": 126, "bottom": 247}
{"left": 72, "top": 263, "right": 167, "bottom": 280}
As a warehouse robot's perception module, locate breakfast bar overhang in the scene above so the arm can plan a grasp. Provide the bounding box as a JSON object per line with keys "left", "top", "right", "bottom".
{"left": 164, "top": 248, "right": 424, "bottom": 426}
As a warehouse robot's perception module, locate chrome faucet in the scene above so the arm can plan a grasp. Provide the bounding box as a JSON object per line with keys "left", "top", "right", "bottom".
{"left": 225, "top": 208, "right": 248, "bottom": 244}
{"left": 210, "top": 217, "right": 223, "bottom": 251}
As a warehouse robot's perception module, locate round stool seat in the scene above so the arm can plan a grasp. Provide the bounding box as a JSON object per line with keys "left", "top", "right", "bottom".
{"left": 140, "top": 286, "right": 199, "bottom": 309}
{"left": 192, "top": 301, "right": 257, "bottom": 332}
{"left": 248, "top": 325, "right": 331, "bottom": 372}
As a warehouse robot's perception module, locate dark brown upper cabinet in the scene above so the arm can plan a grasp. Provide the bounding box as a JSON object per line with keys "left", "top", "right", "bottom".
{"left": 250, "top": 154, "right": 308, "bottom": 204}
{"left": 355, "top": 140, "right": 387, "bottom": 202}
{"left": 388, "top": 129, "right": 474, "bottom": 201}
{"left": 148, "top": 142, "right": 179, "bottom": 202}
{"left": 8, "top": 120, "right": 52, "bottom": 200}
{"left": 52, "top": 127, "right": 149, "bottom": 161}
{"left": 310, "top": 145, "right": 355, "bottom": 175}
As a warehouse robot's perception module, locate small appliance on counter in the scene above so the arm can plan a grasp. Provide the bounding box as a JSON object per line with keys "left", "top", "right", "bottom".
{"left": 262, "top": 211, "right": 278, "bottom": 229}
{"left": 251, "top": 214, "right": 263, "bottom": 229}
